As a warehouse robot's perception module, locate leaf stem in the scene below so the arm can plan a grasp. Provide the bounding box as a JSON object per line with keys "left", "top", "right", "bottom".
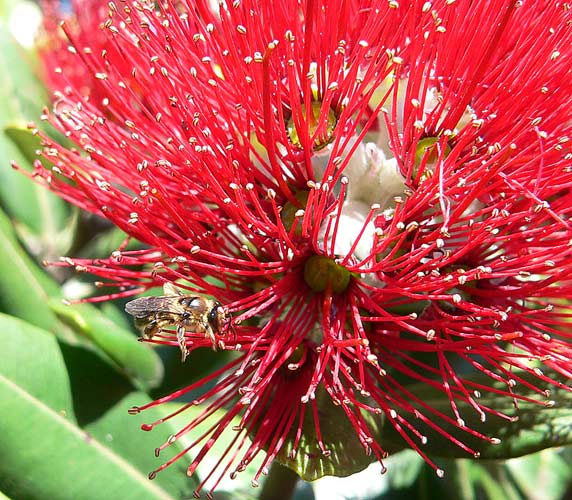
{"left": 259, "top": 462, "right": 300, "bottom": 500}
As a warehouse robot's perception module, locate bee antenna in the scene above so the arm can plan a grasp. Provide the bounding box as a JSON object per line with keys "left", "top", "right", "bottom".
{"left": 226, "top": 313, "right": 235, "bottom": 331}
{"left": 228, "top": 318, "right": 238, "bottom": 342}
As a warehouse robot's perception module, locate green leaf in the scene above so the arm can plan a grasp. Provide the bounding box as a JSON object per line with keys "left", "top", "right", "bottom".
{"left": 0, "top": 312, "right": 195, "bottom": 499}
{"left": 0, "top": 208, "right": 61, "bottom": 330}
{"left": 76, "top": 226, "right": 137, "bottom": 260}
{"left": 58, "top": 340, "right": 138, "bottom": 426}
{"left": 379, "top": 372, "right": 572, "bottom": 461}
{"left": 84, "top": 393, "right": 198, "bottom": 498}
{"left": 504, "top": 449, "right": 572, "bottom": 500}
{"left": 52, "top": 328, "right": 197, "bottom": 498}
{"left": 0, "top": 374, "right": 181, "bottom": 500}
{"left": 5, "top": 124, "right": 45, "bottom": 165}
{"left": 445, "top": 460, "right": 521, "bottom": 500}
{"left": 382, "top": 450, "right": 425, "bottom": 491}
{"left": 154, "top": 346, "right": 231, "bottom": 399}
{"left": 0, "top": 30, "right": 46, "bottom": 122}
{"left": 390, "top": 450, "right": 572, "bottom": 500}
{"left": 0, "top": 312, "right": 74, "bottom": 419}
{"left": 100, "top": 300, "right": 135, "bottom": 331}
{"left": 56, "top": 336, "right": 195, "bottom": 498}
{"left": 0, "top": 29, "right": 70, "bottom": 240}
{"left": 50, "top": 299, "right": 164, "bottom": 391}
{"left": 276, "top": 386, "right": 383, "bottom": 481}
{"left": 153, "top": 402, "right": 266, "bottom": 497}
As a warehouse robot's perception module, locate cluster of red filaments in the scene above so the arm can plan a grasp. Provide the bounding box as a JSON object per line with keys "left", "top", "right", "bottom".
{"left": 24, "top": 0, "right": 572, "bottom": 496}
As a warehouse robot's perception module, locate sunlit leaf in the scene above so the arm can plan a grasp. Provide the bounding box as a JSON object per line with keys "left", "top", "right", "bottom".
{"left": 0, "top": 29, "right": 69, "bottom": 243}
{"left": 149, "top": 402, "right": 267, "bottom": 498}
{"left": 85, "top": 393, "right": 198, "bottom": 498}
{"left": 380, "top": 372, "right": 572, "bottom": 460}
{"left": 0, "top": 374, "right": 185, "bottom": 500}
{"left": 276, "top": 387, "right": 384, "bottom": 481}
{"left": 51, "top": 299, "right": 164, "bottom": 391}
{"left": 504, "top": 450, "right": 572, "bottom": 500}
{"left": 0, "top": 312, "right": 74, "bottom": 418}
{"left": 0, "top": 208, "right": 60, "bottom": 330}
{"left": 0, "top": 312, "right": 196, "bottom": 499}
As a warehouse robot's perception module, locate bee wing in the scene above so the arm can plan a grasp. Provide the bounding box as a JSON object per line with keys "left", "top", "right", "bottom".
{"left": 163, "top": 282, "right": 182, "bottom": 296}
{"left": 125, "top": 296, "right": 181, "bottom": 318}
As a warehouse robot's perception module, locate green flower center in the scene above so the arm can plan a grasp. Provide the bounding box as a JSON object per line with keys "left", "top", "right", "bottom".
{"left": 304, "top": 255, "right": 351, "bottom": 293}
{"left": 281, "top": 190, "right": 310, "bottom": 236}
{"left": 287, "top": 101, "right": 337, "bottom": 151}
{"left": 413, "top": 136, "right": 451, "bottom": 181}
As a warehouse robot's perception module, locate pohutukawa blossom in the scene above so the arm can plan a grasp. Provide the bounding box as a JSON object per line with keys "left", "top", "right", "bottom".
{"left": 37, "top": 0, "right": 112, "bottom": 101}
{"left": 21, "top": 0, "right": 572, "bottom": 496}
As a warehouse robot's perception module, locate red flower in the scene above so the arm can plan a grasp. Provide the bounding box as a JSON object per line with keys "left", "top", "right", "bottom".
{"left": 37, "top": 0, "right": 109, "bottom": 100}
{"left": 25, "top": 0, "right": 572, "bottom": 496}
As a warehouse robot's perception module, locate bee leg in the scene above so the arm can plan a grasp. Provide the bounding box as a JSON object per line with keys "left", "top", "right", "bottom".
{"left": 142, "top": 320, "right": 160, "bottom": 339}
{"left": 204, "top": 324, "right": 217, "bottom": 351}
{"left": 176, "top": 325, "right": 188, "bottom": 362}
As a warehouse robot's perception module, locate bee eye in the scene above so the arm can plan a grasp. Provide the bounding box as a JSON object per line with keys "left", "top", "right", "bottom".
{"left": 207, "top": 307, "right": 218, "bottom": 326}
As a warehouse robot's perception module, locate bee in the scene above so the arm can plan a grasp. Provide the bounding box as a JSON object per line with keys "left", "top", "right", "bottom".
{"left": 125, "top": 283, "right": 230, "bottom": 362}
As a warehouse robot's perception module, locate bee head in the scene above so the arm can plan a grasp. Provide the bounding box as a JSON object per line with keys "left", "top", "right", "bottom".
{"left": 208, "top": 301, "right": 230, "bottom": 334}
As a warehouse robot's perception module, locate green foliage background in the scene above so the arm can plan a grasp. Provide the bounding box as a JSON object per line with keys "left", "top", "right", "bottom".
{"left": 1, "top": 1, "right": 572, "bottom": 499}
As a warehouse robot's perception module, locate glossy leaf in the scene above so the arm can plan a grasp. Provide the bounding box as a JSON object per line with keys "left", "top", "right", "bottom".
{"left": 380, "top": 372, "right": 572, "bottom": 461}
{"left": 0, "top": 208, "right": 60, "bottom": 330}
{"left": 0, "top": 373, "right": 181, "bottom": 500}
{"left": 152, "top": 402, "right": 266, "bottom": 497}
{"left": 0, "top": 312, "right": 196, "bottom": 499}
{"left": 53, "top": 334, "right": 196, "bottom": 497}
{"left": 0, "top": 29, "right": 69, "bottom": 239}
{"left": 84, "top": 392, "right": 198, "bottom": 498}
{"left": 0, "top": 312, "right": 74, "bottom": 418}
{"left": 51, "top": 299, "right": 164, "bottom": 391}
{"left": 100, "top": 300, "right": 133, "bottom": 331}
{"left": 153, "top": 345, "right": 231, "bottom": 399}
{"left": 504, "top": 449, "right": 572, "bottom": 500}
{"left": 376, "top": 451, "right": 572, "bottom": 500}
{"left": 442, "top": 460, "right": 522, "bottom": 500}
{"left": 380, "top": 450, "right": 425, "bottom": 491}
{"left": 76, "top": 225, "right": 137, "bottom": 260}
{"left": 276, "top": 387, "right": 383, "bottom": 481}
